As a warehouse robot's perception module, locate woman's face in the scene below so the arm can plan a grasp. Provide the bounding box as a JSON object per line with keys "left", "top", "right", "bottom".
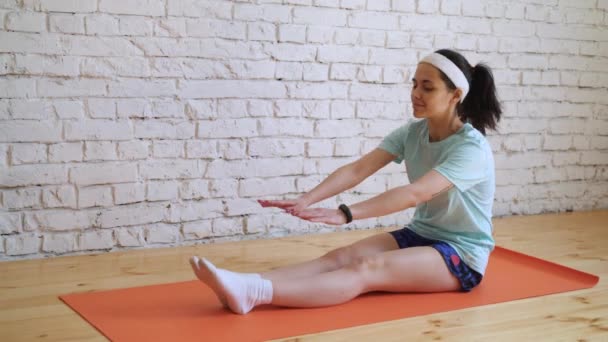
{"left": 410, "top": 63, "right": 460, "bottom": 119}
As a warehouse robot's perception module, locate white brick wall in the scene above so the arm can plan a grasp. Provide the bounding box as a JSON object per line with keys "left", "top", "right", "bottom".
{"left": 1, "top": 0, "right": 606, "bottom": 260}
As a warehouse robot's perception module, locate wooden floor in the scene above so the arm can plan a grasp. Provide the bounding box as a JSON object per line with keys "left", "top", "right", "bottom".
{"left": 1, "top": 210, "right": 607, "bottom": 341}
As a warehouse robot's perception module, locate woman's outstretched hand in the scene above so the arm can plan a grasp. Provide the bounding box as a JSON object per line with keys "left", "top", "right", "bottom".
{"left": 258, "top": 198, "right": 347, "bottom": 225}
{"left": 258, "top": 198, "right": 346, "bottom": 225}
{"left": 289, "top": 208, "right": 346, "bottom": 225}
{"left": 257, "top": 198, "right": 309, "bottom": 215}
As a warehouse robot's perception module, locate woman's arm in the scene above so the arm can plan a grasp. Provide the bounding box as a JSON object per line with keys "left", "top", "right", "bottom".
{"left": 293, "top": 170, "right": 454, "bottom": 224}
{"left": 349, "top": 170, "right": 453, "bottom": 220}
{"left": 300, "top": 148, "right": 397, "bottom": 207}
{"left": 259, "top": 148, "right": 396, "bottom": 214}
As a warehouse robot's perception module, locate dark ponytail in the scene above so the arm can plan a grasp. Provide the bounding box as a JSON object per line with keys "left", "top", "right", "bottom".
{"left": 434, "top": 49, "right": 502, "bottom": 136}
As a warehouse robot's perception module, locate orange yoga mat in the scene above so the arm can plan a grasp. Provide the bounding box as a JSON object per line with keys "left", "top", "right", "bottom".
{"left": 60, "top": 247, "right": 598, "bottom": 342}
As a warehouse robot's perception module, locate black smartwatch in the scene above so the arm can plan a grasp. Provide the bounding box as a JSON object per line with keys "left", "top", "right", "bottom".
{"left": 338, "top": 204, "right": 353, "bottom": 223}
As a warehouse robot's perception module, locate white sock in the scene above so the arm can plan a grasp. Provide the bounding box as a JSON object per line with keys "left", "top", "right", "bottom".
{"left": 190, "top": 256, "right": 229, "bottom": 307}
{"left": 189, "top": 256, "right": 261, "bottom": 308}
{"left": 199, "top": 258, "right": 273, "bottom": 315}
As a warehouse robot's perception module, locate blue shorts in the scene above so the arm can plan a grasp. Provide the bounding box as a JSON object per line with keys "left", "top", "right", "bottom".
{"left": 389, "top": 227, "right": 483, "bottom": 292}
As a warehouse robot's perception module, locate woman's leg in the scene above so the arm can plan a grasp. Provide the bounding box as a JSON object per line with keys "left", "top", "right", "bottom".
{"left": 260, "top": 232, "right": 399, "bottom": 282}
{"left": 271, "top": 246, "right": 460, "bottom": 308}
{"left": 194, "top": 246, "right": 461, "bottom": 314}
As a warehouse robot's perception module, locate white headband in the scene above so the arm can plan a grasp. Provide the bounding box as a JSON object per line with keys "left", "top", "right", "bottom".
{"left": 420, "top": 53, "right": 469, "bottom": 103}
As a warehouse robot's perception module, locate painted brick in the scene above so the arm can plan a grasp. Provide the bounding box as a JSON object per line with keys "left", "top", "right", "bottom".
{"left": 79, "top": 186, "right": 113, "bottom": 208}
{"left": 70, "top": 162, "right": 138, "bottom": 186}
{"left": 78, "top": 230, "right": 114, "bottom": 250}
{"left": 42, "top": 186, "right": 77, "bottom": 208}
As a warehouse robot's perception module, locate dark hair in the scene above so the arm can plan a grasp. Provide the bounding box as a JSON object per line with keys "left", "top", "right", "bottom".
{"left": 434, "top": 49, "right": 502, "bottom": 135}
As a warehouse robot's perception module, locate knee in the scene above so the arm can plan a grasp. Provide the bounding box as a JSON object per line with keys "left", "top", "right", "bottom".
{"left": 347, "top": 255, "right": 384, "bottom": 275}
{"left": 344, "top": 256, "right": 385, "bottom": 292}
{"left": 322, "top": 246, "right": 354, "bottom": 269}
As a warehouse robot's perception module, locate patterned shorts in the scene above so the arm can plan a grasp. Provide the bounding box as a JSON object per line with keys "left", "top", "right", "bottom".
{"left": 388, "top": 227, "right": 483, "bottom": 292}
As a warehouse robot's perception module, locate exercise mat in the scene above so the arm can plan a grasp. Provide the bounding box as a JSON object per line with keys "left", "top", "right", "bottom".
{"left": 60, "top": 246, "right": 599, "bottom": 341}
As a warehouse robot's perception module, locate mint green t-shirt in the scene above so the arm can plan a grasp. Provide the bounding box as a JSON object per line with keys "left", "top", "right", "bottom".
{"left": 379, "top": 119, "right": 495, "bottom": 275}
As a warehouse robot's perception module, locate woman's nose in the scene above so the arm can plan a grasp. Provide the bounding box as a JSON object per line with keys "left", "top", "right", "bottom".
{"left": 411, "top": 88, "right": 420, "bottom": 100}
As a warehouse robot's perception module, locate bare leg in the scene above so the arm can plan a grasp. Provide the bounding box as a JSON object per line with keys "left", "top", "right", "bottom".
{"left": 261, "top": 232, "right": 399, "bottom": 282}
{"left": 271, "top": 246, "right": 460, "bottom": 308}
{"left": 190, "top": 245, "right": 459, "bottom": 314}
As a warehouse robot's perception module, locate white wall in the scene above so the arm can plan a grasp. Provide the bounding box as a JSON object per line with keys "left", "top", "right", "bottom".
{"left": 0, "top": 0, "right": 607, "bottom": 260}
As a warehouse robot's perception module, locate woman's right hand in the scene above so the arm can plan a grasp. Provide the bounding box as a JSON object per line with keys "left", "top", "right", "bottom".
{"left": 257, "top": 197, "right": 311, "bottom": 216}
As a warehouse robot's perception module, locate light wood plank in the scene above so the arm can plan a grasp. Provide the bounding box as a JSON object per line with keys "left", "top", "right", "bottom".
{"left": 1, "top": 210, "right": 607, "bottom": 341}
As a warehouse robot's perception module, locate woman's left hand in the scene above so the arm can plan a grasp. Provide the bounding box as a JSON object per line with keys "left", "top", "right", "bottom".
{"left": 289, "top": 208, "right": 347, "bottom": 225}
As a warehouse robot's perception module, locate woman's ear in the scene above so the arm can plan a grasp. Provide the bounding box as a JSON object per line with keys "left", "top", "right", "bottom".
{"left": 451, "top": 89, "right": 463, "bottom": 105}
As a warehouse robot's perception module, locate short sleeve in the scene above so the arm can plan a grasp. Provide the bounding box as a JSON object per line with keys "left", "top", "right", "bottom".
{"left": 433, "top": 141, "right": 488, "bottom": 192}
{"left": 378, "top": 124, "right": 410, "bottom": 164}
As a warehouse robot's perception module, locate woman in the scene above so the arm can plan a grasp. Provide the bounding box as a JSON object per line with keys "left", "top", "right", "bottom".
{"left": 190, "top": 49, "right": 502, "bottom": 314}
